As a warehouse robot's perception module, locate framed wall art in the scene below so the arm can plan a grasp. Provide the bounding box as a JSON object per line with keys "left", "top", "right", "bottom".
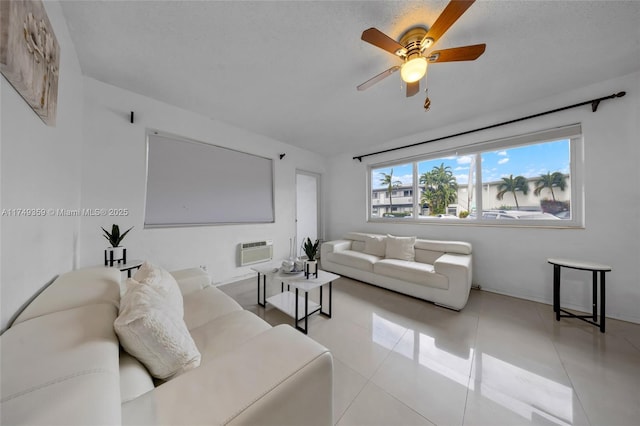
{"left": 1, "top": 0, "right": 60, "bottom": 126}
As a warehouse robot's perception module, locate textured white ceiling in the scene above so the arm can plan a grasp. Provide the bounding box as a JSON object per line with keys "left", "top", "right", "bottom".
{"left": 60, "top": 1, "right": 640, "bottom": 156}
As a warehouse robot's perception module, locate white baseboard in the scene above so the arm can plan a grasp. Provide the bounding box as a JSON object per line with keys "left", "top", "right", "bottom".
{"left": 213, "top": 272, "right": 255, "bottom": 287}
{"left": 479, "top": 287, "right": 640, "bottom": 325}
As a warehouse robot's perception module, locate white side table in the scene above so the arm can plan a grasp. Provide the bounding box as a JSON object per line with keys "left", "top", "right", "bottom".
{"left": 548, "top": 258, "right": 611, "bottom": 333}
{"left": 113, "top": 259, "right": 144, "bottom": 278}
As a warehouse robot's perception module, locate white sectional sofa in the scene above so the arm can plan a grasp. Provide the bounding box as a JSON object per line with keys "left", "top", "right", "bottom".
{"left": 321, "top": 232, "right": 473, "bottom": 310}
{"left": 1, "top": 266, "right": 333, "bottom": 425}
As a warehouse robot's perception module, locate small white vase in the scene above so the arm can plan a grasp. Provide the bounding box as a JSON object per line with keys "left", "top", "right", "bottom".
{"left": 107, "top": 246, "right": 125, "bottom": 263}
{"left": 305, "top": 260, "right": 318, "bottom": 278}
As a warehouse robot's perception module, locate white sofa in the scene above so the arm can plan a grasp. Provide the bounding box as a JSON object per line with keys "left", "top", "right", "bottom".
{"left": 321, "top": 232, "right": 473, "bottom": 310}
{"left": 1, "top": 266, "right": 333, "bottom": 425}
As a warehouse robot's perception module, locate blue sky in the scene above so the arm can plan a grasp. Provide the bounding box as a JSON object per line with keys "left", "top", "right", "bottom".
{"left": 372, "top": 139, "right": 570, "bottom": 188}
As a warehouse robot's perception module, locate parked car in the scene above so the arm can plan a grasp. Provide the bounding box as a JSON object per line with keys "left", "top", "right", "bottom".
{"left": 482, "top": 210, "right": 560, "bottom": 220}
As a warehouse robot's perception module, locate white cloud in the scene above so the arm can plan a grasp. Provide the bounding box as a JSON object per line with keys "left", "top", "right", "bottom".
{"left": 498, "top": 158, "right": 509, "bottom": 165}
{"left": 397, "top": 174, "right": 413, "bottom": 185}
{"left": 457, "top": 155, "right": 473, "bottom": 165}
{"left": 455, "top": 174, "right": 469, "bottom": 184}
{"left": 454, "top": 166, "right": 468, "bottom": 171}
{"left": 497, "top": 150, "right": 508, "bottom": 156}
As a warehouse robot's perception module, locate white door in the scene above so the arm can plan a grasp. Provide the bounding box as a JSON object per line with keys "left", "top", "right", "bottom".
{"left": 296, "top": 171, "right": 320, "bottom": 258}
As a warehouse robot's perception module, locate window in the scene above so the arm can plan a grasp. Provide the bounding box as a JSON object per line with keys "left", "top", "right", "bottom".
{"left": 370, "top": 163, "right": 414, "bottom": 218}
{"left": 480, "top": 140, "right": 571, "bottom": 220}
{"left": 367, "top": 125, "right": 582, "bottom": 227}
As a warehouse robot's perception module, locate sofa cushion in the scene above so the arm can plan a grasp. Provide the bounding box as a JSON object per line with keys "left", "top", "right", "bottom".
{"left": 351, "top": 241, "right": 365, "bottom": 252}
{"left": 183, "top": 286, "right": 243, "bottom": 331}
{"left": 190, "top": 310, "right": 272, "bottom": 363}
{"left": 12, "top": 267, "right": 121, "bottom": 326}
{"left": 374, "top": 259, "right": 449, "bottom": 290}
{"left": 115, "top": 284, "right": 201, "bottom": 380}
{"left": 385, "top": 235, "right": 416, "bottom": 261}
{"left": 325, "top": 250, "right": 380, "bottom": 272}
{"left": 122, "top": 325, "right": 332, "bottom": 426}
{"left": 363, "top": 234, "right": 387, "bottom": 257}
{"left": 134, "top": 262, "right": 184, "bottom": 317}
{"left": 415, "top": 248, "right": 444, "bottom": 265}
{"left": 414, "top": 239, "right": 472, "bottom": 255}
{"left": 119, "top": 351, "right": 155, "bottom": 403}
{"left": 170, "top": 267, "right": 211, "bottom": 295}
{"left": 1, "top": 304, "right": 121, "bottom": 425}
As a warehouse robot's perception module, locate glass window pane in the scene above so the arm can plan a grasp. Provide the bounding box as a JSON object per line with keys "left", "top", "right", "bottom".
{"left": 371, "top": 164, "right": 414, "bottom": 219}
{"left": 417, "top": 155, "right": 474, "bottom": 219}
{"left": 480, "top": 140, "right": 571, "bottom": 220}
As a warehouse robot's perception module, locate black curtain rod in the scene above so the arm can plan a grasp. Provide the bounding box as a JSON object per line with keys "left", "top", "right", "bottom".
{"left": 353, "top": 91, "right": 626, "bottom": 162}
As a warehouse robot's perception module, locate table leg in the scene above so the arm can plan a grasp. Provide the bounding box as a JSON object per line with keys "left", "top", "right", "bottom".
{"left": 600, "top": 271, "right": 606, "bottom": 333}
{"left": 295, "top": 287, "right": 299, "bottom": 330}
{"left": 320, "top": 281, "right": 332, "bottom": 318}
{"left": 553, "top": 264, "right": 560, "bottom": 321}
{"left": 294, "top": 287, "right": 308, "bottom": 334}
{"left": 257, "top": 274, "right": 266, "bottom": 307}
{"left": 256, "top": 273, "right": 260, "bottom": 305}
{"left": 592, "top": 270, "right": 598, "bottom": 321}
{"left": 305, "top": 291, "right": 309, "bottom": 334}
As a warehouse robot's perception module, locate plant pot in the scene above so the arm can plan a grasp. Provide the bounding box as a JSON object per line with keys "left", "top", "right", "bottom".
{"left": 105, "top": 246, "right": 126, "bottom": 266}
{"left": 305, "top": 259, "right": 318, "bottom": 279}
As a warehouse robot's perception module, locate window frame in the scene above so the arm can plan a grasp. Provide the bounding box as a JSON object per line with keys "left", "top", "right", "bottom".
{"left": 367, "top": 124, "right": 584, "bottom": 228}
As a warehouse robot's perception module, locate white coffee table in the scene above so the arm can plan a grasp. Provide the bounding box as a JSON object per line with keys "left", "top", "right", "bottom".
{"left": 251, "top": 263, "right": 305, "bottom": 308}
{"left": 267, "top": 270, "right": 339, "bottom": 334}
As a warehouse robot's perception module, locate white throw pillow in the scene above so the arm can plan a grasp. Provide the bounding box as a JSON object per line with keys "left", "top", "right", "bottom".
{"left": 385, "top": 234, "right": 416, "bottom": 261}
{"left": 363, "top": 235, "right": 386, "bottom": 257}
{"left": 134, "top": 262, "right": 183, "bottom": 317}
{"left": 115, "top": 283, "right": 201, "bottom": 379}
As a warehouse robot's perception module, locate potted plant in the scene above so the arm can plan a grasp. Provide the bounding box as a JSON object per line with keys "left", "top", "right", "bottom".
{"left": 102, "top": 224, "right": 133, "bottom": 265}
{"left": 302, "top": 237, "right": 320, "bottom": 278}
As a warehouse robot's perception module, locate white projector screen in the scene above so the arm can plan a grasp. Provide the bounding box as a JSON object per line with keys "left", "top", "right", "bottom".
{"left": 145, "top": 133, "right": 274, "bottom": 227}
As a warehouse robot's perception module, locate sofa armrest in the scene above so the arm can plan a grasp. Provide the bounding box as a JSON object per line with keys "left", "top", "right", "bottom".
{"left": 434, "top": 254, "right": 473, "bottom": 290}
{"left": 122, "top": 325, "right": 333, "bottom": 426}
{"left": 321, "top": 240, "right": 352, "bottom": 258}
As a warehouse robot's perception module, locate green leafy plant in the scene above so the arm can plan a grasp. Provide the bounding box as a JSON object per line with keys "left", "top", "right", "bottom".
{"left": 534, "top": 171, "right": 567, "bottom": 201}
{"left": 459, "top": 210, "right": 469, "bottom": 218}
{"left": 102, "top": 224, "right": 133, "bottom": 248}
{"left": 302, "top": 237, "right": 320, "bottom": 261}
{"left": 420, "top": 163, "right": 458, "bottom": 215}
{"left": 496, "top": 174, "right": 529, "bottom": 210}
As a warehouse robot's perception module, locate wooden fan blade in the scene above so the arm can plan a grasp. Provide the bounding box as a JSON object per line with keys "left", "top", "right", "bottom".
{"left": 357, "top": 66, "right": 400, "bottom": 91}
{"left": 406, "top": 81, "right": 420, "bottom": 97}
{"left": 427, "top": 44, "right": 485, "bottom": 63}
{"left": 422, "top": 0, "right": 476, "bottom": 47}
{"left": 361, "top": 28, "right": 405, "bottom": 56}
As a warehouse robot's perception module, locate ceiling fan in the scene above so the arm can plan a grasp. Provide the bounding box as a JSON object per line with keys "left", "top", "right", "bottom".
{"left": 357, "top": 0, "right": 486, "bottom": 100}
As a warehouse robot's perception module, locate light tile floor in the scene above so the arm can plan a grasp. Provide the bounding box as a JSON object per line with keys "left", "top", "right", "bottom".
{"left": 219, "top": 276, "right": 640, "bottom": 426}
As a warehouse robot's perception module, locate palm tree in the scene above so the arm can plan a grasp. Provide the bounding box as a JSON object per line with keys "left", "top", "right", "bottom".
{"left": 496, "top": 174, "right": 529, "bottom": 210}
{"left": 534, "top": 171, "right": 566, "bottom": 201}
{"left": 420, "top": 163, "right": 458, "bottom": 215}
{"left": 379, "top": 169, "right": 402, "bottom": 215}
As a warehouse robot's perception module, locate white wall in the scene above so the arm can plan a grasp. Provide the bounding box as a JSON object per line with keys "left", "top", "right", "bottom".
{"left": 326, "top": 71, "right": 640, "bottom": 324}
{"left": 1, "top": 2, "right": 85, "bottom": 331}
{"left": 78, "top": 78, "right": 327, "bottom": 284}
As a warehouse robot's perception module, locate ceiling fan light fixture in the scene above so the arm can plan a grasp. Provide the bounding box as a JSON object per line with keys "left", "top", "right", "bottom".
{"left": 400, "top": 57, "right": 427, "bottom": 83}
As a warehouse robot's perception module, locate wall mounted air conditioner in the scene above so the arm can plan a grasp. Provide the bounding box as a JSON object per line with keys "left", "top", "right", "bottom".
{"left": 239, "top": 240, "right": 273, "bottom": 266}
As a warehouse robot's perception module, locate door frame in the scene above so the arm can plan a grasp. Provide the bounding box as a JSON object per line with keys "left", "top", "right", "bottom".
{"left": 295, "top": 169, "right": 322, "bottom": 257}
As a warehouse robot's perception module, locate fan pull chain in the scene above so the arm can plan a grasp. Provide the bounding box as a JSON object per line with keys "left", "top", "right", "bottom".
{"left": 424, "top": 75, "right": 431, "bottom": 111}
